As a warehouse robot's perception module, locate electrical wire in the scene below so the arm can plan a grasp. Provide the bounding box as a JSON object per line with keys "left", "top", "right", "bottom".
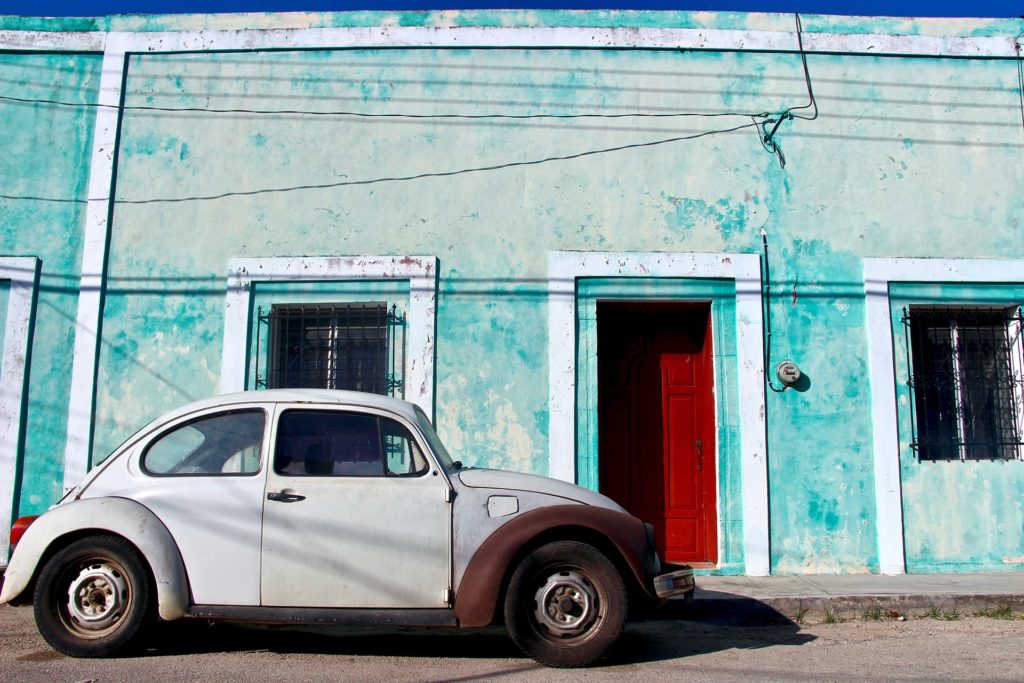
{"left": 759, "top": 13, "right": 819, "bottom": 169}
{"left": 1016, "top": 32, "right": 1024, "bottom": 136}
{"left": 760, "top": 229, "right": 786, "bottom": 393}
{"left": 0, "top": 121, "right": 761, "bottom": 205}
{"left": 114, "top": 120, "right": 761, "bottom": 204}
{"left": 0, "top": 13, "right": 821, "bottom": 204}
{"left": 0, "top": 93, "right": 771, "bottom": 122}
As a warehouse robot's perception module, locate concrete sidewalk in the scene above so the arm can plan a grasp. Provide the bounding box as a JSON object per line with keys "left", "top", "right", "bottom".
{"left": 667, "top": 572, "right": 1024, "bottom": 623}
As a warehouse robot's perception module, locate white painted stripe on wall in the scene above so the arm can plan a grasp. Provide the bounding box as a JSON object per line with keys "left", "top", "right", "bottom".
{"left": 221, "top": 256, "right": 438, "bottom": 415}
{"left": 863, "top": 257, "right": 1024, "bottom": 576}
{"left": 547, "top": 251, "right": 770, "bottom": 576}
{"left": 62, "top": 38, "right": 128, "bottom": 494}
{"left": 1, "top": 25, "right": 1019, "bottom": 58}
{"left": 0, "top": 257, "right": 40, "bottom": 564}
{"left": 0, "top": 30, "right": 106, "bottom": 52}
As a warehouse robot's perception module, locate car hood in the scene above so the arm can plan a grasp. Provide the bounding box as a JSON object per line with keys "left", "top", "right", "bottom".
{"left": 456, "top": 468, "right": 627, "bottom": 513}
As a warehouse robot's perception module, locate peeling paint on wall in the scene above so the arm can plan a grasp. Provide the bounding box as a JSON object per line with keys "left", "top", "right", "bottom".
{"left": 3, "top": 10, "right": 1024, "bottom": 575}
{"left": 0, "top": 52, "right": 101, "bottom": 515}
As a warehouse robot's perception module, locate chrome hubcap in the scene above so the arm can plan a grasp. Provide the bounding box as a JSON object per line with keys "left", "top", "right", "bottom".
{"left": 533, "top": 570, "right": 598, "bottom": 637}
{"left": 66, "top": 562, "right": 129, "bottom": 632}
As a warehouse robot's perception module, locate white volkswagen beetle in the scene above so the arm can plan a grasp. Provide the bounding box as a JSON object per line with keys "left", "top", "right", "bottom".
{"left": 1, "top": 390, "right": 693, "bottom": 667}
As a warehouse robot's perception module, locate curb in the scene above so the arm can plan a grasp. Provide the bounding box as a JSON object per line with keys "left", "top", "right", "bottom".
{"left": 658, "top": 593, "right": 1024, "bottom": 624}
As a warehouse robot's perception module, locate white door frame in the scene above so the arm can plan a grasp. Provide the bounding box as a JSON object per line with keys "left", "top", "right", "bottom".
{"left": 547, "top": 251, "right": 770, "bottom": 576}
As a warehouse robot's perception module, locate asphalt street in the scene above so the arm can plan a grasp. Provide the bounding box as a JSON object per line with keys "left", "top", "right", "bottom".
{"left": 2, "top": 604, "right": 1022, "bottom": 682}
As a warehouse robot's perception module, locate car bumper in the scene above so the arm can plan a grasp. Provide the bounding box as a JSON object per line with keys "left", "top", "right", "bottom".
{"left": 653, "top": 566, "right": 695, "bottom": 600}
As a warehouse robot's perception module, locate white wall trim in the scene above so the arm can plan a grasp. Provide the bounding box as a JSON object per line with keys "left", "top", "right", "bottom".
{"left": 0, "top": 257, "right": 40, "bottom": 563}
{"left": 221, "top": 256, "right": 438, "bottom": 414}
{"left": 863, "top": 257, "right": 1024, "bottom": 576}
{"left": 0, "top": 30, "right": 106, "bottom": 52}
{"left": 1, "top": 25, "right": 1018, "bottom": 58}
{"left": 547, "top": 250, "right": 770, "bottom": 576}
{"left": 62, "top": 40, "right": 128, "bottom": 494}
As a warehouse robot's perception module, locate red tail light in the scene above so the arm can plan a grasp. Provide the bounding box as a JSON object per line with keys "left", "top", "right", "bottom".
{"left": 10, "top": 515, "right": 39, "bottom": 550}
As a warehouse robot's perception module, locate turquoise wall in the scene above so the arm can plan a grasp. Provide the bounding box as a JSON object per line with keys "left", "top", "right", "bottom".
{"left": 0, "top": 52, "right": 100, "bottom": 515}
{"left": 3, "top": 10, "right": 1023, "bottom": 573}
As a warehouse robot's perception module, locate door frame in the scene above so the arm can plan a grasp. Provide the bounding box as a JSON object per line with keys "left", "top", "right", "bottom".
{"left": 547, "top": 251, "right": 769, "bottom": 576}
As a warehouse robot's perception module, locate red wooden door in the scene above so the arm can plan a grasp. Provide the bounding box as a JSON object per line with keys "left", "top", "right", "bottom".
{"left": 598, "top": 303, "right": 717, "bottom": 564}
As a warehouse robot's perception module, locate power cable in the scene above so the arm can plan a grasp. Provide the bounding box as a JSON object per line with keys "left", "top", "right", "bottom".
{"left": 1016, "top": 32, "right": 1024, "bottom": 136}
{"left": 0, "top": 121, "right": 760, "bottom": 205}
{"left": 0, "top": 92, "right": 770, "bottom": 122}
{"left": 114, "top": 120, "right": 761, "bottom": 205}
{"left": 761, "top": 229, "right": 786, "bottom": 393}
{"left": 0, "top": 13, "right": 822, "bottom": 204}
{"left": 759, "top": 13, "right": 819, "bottom": 168}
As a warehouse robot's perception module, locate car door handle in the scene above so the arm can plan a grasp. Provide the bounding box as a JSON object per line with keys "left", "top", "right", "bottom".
{"left": 267, "top": 491, "right": 306, "bottom": 503}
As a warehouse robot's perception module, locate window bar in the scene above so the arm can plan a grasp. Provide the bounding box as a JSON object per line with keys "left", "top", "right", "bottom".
{"left": 388, "top": 305, "right": 395, "bottom": 398}
{"left": 255, "top": 306, "right": 268, "bottom": 389}
{"left": 901, "top": 307, "right": 921, "bottom": 454}
{"left": 1003, "top": 309, "right": 1019, "bottom": 458}
{"left": 948, "top": 317, "right": 968, "bottom": 462}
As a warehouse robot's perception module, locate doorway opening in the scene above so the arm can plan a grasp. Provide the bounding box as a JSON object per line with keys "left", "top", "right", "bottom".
{"left": 597, "top": 301, "right": 718, "bottom": 565}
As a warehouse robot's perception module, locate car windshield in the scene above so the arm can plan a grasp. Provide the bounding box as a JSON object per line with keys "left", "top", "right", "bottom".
{"left": 414, "top": 407, "right": 461, "bottom": 471}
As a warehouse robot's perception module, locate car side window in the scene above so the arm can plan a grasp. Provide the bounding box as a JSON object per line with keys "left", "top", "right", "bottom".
{"left": 275, "top": 410, "right": 428, "bottom": 477}
{"left": 143, "top": 410, "right": 265, "bottom": 476}
{"left": 383, "top": 419, "right": 429, "bottom": 476}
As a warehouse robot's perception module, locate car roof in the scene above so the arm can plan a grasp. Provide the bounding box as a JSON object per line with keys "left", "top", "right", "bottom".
{"left": 154, "top": 389, "right": 423, "bottom": 425}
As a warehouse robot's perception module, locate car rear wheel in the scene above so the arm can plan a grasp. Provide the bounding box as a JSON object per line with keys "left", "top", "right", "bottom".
{"left": 33, "top": 535, "right": 154, "bottom": 657}
{"left": 503, "top": 540, "right": 627, "bottom": 668}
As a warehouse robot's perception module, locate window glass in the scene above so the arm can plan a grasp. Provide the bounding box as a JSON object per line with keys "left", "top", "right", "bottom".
{"left": 415, "top": 406, "right": 456, "bottom": 471}
{"left": 277, "top": 410, "right": 383, "bottom": 476}
{"left": 383, "top": 419, "right": 429, "bottom": 476}
{"left": 143, "top": 410, "right": 265, "bottom": 475}
{"left": 275, "top": 410, "right": 428, "bottom": 477}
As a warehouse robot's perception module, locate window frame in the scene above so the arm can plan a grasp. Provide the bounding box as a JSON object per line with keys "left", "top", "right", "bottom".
{"left": 903, "top": 304, "right": 1024, "bottom": 462}
{"left": 140, "top": 407, "right": 269, "bottom": 478}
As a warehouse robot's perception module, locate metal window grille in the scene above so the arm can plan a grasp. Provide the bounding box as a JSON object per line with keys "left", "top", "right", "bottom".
{"left": 255, "top": 302, "right": 405, "bottom": 397}
{"left": 902, "top": 306, "right": 1024, "bottom": 461}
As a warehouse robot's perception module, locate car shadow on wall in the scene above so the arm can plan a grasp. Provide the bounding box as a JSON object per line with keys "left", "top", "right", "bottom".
{"left": 137, "top": 589, "right": 813, "bottom": 666}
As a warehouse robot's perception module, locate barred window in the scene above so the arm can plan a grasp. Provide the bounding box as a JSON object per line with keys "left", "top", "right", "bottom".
{"left": 255, "top": 302, "right": 405, "bottom": 396}
{"left": 903, "top": 306, "right": 1024, "bottom": 461}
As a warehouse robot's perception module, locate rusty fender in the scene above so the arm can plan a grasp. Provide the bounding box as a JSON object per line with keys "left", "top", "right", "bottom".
{"left": 453, "top": 505, "right": 655, "bottom": 628}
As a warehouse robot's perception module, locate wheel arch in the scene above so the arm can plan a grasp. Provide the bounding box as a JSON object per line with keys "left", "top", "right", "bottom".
{"left": 0, "top": 498, "right": 190, "bottom": 621}
{"left": 453, "top": 505, "right": 657, "bottom": 627}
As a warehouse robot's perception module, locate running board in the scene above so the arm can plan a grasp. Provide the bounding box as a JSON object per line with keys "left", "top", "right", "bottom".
{"left": 185, "top": 605, "right": 458, "bottom": 627}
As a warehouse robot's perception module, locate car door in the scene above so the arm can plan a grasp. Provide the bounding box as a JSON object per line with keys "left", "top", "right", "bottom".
{"left": 260, "top": 405, "right": 453, "bottom": 608}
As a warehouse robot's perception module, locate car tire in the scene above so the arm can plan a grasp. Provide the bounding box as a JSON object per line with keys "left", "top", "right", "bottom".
{"left": 503, "top": 540, "right": 627, "bottom": 668}
{"left": 33, "top": 535, "right": 155, "bottom": 658}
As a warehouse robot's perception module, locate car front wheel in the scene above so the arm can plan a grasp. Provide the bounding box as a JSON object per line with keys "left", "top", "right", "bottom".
{"left": 503, "top": 540, "right": 627, "bottom": 668}
{"left": 33, "top": 535, "right": 154, "bottom": 657}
